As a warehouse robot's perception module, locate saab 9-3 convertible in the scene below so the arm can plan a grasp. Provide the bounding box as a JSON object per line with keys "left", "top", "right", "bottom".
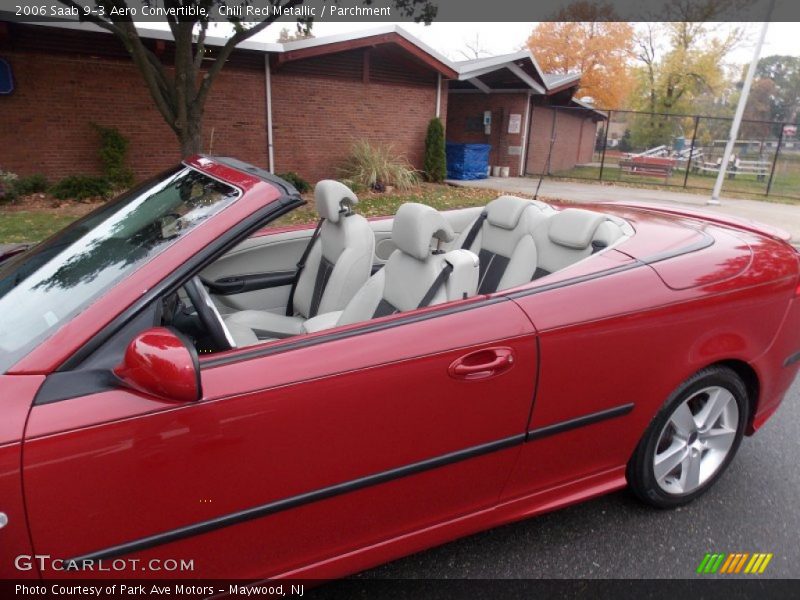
{"left": 1, "top": 156, "right": 798, "bottom": 580}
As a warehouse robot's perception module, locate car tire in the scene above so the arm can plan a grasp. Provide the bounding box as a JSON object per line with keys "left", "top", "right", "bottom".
{"left": 627, "top": 366, "right": 749, "bottom": 509}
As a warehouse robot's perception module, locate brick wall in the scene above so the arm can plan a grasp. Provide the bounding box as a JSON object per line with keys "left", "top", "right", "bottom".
{"left": 578, "top": 115, "right": 597, "bottom": 164}
{"left": 526, "top": 106, "right": 600, "bottom": 175}
{"left": 0, "top": 37, "right": 444, "bottom": 186}
{"left": 445, "top": 93, "right": 529, "bottom": 177}
{"left": 0, "top": 52, "right": 267, "bottom": 180}
{"left": 270, "top": 49, "right": 443, "bottom": 183}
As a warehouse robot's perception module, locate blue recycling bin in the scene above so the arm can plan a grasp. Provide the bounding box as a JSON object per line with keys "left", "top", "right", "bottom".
{"left": 446, "top": 143, "right": 491, "bottom": 180}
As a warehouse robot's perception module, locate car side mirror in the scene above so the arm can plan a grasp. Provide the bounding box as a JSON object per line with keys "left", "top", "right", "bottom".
{"left": 114, "top": 327, "right": 201, "bottom": 403}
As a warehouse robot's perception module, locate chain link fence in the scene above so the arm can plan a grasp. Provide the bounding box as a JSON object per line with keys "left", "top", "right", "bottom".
{"left": 537, "top": 107, "right": 800, "bottom": 201}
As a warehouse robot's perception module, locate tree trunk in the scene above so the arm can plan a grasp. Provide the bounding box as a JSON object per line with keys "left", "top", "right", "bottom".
{"left": 178, "top": 121, "right": 203, "bottom": 157}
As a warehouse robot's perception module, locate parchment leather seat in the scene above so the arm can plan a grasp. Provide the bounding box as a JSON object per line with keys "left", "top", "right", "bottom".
{"left": 330, "top": 202, "right": 479, "bottom": 328}
{"left": 531, "top": 208, "right": 624, "bottom": 280}
{"left": 225, "top": 180, "right": 374, "bottom": 342}
{"left": 454, "top": 195, "right": 551, "bottom": 293}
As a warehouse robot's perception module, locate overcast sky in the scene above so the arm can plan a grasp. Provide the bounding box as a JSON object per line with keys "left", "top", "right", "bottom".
{"left": 262, "top": 21, "right": 800, "bottom": 64}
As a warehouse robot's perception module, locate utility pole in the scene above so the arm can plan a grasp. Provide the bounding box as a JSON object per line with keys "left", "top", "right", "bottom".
{"left": 709, "top": 2, "right": 775, "bottom": 205}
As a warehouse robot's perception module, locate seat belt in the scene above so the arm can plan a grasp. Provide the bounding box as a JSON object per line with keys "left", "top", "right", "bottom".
{"left": 286, "top": 218, "right": 324, "bottom": 316}
{"left": 418, "top": 261, "right": 454, "bottom": 308}
{"left": 591, "top": 240, "right": 607, "bottom": 254}
{"left": 461, "top": 211, "right": 488, "bottom": 251}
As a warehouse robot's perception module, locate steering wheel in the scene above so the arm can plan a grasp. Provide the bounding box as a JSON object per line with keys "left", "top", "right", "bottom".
{"left": 183, "top": 276, "right": 237, "bottom": 351}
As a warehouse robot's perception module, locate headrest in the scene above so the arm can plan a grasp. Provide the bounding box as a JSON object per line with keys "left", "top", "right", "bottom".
{"left": 392, "top": 203, "right": 455, "bottom": 261}
{"left": 548, "top": 208, "right": 606, "bottom": 249}
{"left": 315, "top": 180, "right": 358, "bottom": 224}
{"left": 486, "top": 195, "right": 535, "bottom": 230}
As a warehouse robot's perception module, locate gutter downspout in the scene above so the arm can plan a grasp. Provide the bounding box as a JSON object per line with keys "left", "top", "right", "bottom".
{"left": 435, "top": 73, "right": 442, "bottom": 118}
{"left": 264, "top": 55, "right": 275, "bottom": 174}
{"left": 519, "top": 91, "right": 532, "bottom": 176}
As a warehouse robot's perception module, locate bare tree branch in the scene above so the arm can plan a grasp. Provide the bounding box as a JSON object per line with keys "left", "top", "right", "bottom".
{"left": 193, "top": 20, "right": 209, "bottom": 73}
{"left": 116, "top": 20, "right": 178, "bottom": 131}
{"left": 55, "top": 0, "right": 436, "bottom": 155}
{"left": 58, "top": 0, "right": 124, "bottom": 36}
{"left": 194, "top": 0, "right": 305, "bottom": 108}
{"left": 458, "top": 33, "right": 489, "bottom": 61}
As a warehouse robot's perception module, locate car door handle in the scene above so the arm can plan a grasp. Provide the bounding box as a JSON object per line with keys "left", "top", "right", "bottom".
{"left": 448, "top": 347, "right": 515, "bottom": 381}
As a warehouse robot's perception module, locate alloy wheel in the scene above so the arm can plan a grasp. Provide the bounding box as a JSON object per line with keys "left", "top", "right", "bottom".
{"left": 652, "top": 386, "right": 739, "bottom": 495}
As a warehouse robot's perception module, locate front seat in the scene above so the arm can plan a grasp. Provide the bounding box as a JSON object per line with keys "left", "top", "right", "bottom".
{"left": 532, "top": 207, "right": 624, "bottom": 279}
{"left": 454, "top": 195, "right": 551, "bottom": 294}
{"left": 320, "top": 203, "right": 479, "bottom": 329}
{"left": 225, "top": 180, "right": 374, "bottom": 340}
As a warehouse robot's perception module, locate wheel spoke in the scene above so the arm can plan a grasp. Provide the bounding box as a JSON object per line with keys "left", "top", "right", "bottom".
{"left": 701, "top": 427, "right": 736, "bottom": 452}
{"left": 682, "top": 451, "right": 703, "bottom": 492}
{"left": 698, "top": 388, "right": 734, "bottom": 430}
{"left": 669, "top": 402, "right": 696, "bottom": 436}
{"left": 654, "top": 441, "right": 688, "bottom": 482}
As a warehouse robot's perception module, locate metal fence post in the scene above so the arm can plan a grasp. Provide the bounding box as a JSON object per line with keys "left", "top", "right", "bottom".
{"left": 765, "top": 125, "right": 784, "bottom": 197}
{"left": 598, "top": 110, "right": 611, "bottom": 182}
{"left": 683, "top": 115, "right": 700, "bottom": 189}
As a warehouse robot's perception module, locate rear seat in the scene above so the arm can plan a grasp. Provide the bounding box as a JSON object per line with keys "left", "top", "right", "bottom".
{"left": 454, "top": 195, "right": 552, "bottom": 294}
{"left": 532, "top": 208, "right": 624, "bottom": 279}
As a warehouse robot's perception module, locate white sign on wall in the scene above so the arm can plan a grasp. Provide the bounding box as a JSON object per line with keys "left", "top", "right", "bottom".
{"left": 508, "top": 114, "right": 522, "bottom": 134}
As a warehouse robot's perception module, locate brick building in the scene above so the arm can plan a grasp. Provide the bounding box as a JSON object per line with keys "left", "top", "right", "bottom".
{"left": 0, "top": 22, "right": 600, "bottom": 183}
{"left": 446, "top": 52, "right": 605, "bottom": 177}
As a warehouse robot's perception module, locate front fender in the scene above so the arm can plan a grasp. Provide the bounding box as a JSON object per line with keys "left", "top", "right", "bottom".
{"left": 0, "top": 375, "right": 43, "bottom": 579}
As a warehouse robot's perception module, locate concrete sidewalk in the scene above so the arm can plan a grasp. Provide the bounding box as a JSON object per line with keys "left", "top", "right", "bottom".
{"left": 448, "top": 177, "right": 800, "bottom": 243}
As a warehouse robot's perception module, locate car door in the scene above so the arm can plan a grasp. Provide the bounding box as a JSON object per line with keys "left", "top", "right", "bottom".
{"left": 500, "top": 249, "right": 672, "bottom": 500}
{"left": 22, "top": 297, "right": 537, "bottom": 579}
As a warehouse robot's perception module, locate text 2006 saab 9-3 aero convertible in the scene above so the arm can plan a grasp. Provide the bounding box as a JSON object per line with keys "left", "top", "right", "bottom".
{"left": 1, "top": 156, "right": 799, "bottom": 580}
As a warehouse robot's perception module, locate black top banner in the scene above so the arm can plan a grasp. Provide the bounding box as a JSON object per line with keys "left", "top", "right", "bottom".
{"left": 0, "top": 0, "right": 796, "bottom": 24}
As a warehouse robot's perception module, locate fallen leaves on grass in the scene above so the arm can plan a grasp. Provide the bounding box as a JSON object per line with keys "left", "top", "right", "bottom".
{"left": 270, "top": 183, "right": 520, "bottom": 228}
{"left": 1, "top": 183, "right": 559, "bottom": 243}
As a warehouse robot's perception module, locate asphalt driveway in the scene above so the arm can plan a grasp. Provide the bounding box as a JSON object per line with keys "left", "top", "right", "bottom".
{"left": 317, "top": 373, "right": 800, "bottom": 582}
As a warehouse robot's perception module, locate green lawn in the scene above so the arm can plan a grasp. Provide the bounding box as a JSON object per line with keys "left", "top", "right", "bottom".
{"left": 0, "top": 211, "right": 78, "bottom": 243}
{"left": 1, "top": 185, "right": 504, "bottom": 244}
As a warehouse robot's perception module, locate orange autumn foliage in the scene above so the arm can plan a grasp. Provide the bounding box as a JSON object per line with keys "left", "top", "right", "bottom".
{"left": 527, "top": 18, "right": 634, "bottom": 109}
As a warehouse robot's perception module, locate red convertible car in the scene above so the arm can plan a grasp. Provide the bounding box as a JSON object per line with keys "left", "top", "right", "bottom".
{"left": 1, "top": 156, "right": 799, "bottom": 580}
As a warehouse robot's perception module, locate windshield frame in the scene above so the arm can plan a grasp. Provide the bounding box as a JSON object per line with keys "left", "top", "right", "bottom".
{"left": 0, "top": 164, "right": 244, "bottom": 375}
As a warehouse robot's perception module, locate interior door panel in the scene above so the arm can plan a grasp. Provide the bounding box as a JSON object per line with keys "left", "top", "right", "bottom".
{"left": 370, "top": 219, "right": 394, "bottom": 264}
{"left": 202, "top": 228, "right": 312, "bottom": 313}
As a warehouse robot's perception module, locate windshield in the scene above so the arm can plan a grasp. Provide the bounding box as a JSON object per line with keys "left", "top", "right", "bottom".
{"left": 0, "top": 166, "right": 240, "bottom": 373}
